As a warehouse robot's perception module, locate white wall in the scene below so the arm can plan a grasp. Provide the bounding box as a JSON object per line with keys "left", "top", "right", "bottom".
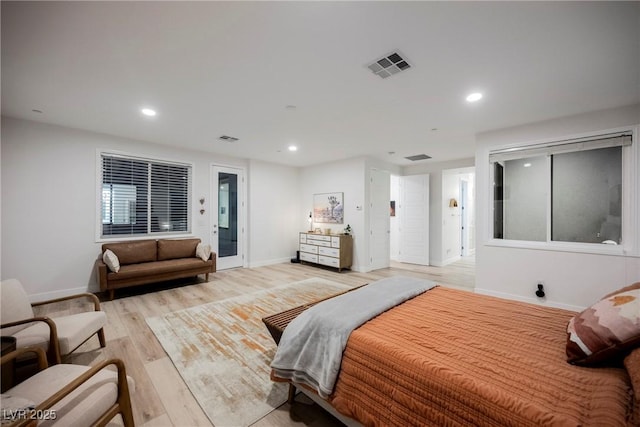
{"left": 298, "top": 156, "right": 400, "bottom": 273}
{"left": 1, "top": 117, "right": 299, "bottom": 299}
{"left": 475, "top": 104, "right": 640, "bottom": 310}
{"left": 299, "top": 157, "right": 367, "bottom": 272}
{"left": 247, "top": 159, "right": 301, "bottom": 267}
{"left": 404, "top": 158, "right": 474, "bottom": 266}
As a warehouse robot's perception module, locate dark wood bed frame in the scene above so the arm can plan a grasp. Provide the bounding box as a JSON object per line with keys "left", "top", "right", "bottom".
{"left": 261, "top": 284, "right": 364, "bottom": 403}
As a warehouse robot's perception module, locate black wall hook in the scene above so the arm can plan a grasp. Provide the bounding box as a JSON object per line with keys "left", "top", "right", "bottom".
{"left": 536, "top": 284, "right": 545, "bottom": 298}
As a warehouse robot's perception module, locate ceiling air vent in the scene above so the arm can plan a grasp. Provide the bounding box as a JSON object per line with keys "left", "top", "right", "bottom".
{"left": 367, "top": 51, "right": 411, "bottom": 79}
{"left": 218, "top": 135, "right": 239, "bottom": 142}
{"left": 405, "top": 154, "right": 432, "bottom": 161}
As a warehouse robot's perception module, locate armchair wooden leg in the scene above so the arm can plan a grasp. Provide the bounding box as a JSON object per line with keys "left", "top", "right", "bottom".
{"left": 205, "top": 273, "right": 209, "bottom": 281}
{"left": 98, "top": 328, "right": 106, "bottom": 348}
{"left": 47, "top": 339, "right": 62, "bottom": 365}
{"left": 119, "top": 388, "right": 135, "bottom": 427}
{"left": 109, "top": 289, "right": 115, "bottom": 301}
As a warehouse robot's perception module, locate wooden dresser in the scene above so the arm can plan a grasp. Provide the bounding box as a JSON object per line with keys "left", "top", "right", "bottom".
{"left": 299, "top": 232, "right": 353, "bottom": 272}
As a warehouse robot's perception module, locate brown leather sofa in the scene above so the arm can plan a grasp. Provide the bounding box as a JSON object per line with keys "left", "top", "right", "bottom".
{"left": 96, "top": 238, "right": 216, "bottom": 300}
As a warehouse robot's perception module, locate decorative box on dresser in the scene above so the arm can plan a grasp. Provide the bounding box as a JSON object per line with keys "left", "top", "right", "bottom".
{"left": 299, "top": 232, "right": 353, "bottom": 272}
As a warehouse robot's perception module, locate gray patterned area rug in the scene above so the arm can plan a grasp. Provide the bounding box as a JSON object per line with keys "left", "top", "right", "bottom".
{"left": 146, "top": 278, "right": 351, "bottom": 427}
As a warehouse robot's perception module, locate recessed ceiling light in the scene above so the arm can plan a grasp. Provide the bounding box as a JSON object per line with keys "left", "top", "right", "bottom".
{"left": 524, "top": 163, "right": 532, "bottom": 168}
{"left": 288, "top": 145, "right": 298, "bottom": 152}
{"left": 141, "top": 108, "right": 157, "bottom": 116}
{"left": 465, "top": 93, "right": 483, "bottom": 102}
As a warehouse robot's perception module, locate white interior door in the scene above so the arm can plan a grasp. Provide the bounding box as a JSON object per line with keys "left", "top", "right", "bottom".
{"left": 211, "top": 165, "right": 244, "bottom": 270}
{"left": 399, "top": 174, "right": 429, "bottom": 265}
{"left": 369, "top": 168, "right": 390, "bottom": 270}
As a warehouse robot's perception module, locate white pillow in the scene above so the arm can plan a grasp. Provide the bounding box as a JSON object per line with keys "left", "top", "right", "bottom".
{"left": 103, "top": 249, "right": 120, "bottom": 273}
{"left": 196, "top": 243, "right": 212, "bottom": 262}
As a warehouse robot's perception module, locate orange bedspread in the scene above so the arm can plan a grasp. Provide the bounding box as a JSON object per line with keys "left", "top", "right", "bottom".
{"left": 330, "top": 287, "right": 633, "bottom": 426}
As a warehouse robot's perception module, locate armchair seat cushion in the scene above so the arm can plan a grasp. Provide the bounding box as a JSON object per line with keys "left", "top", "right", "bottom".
{"left": 107, "top": 258, "right": 213, "bottom": 282}
{"left": 6, "top": 363, "right": 135, "bottom": 427}
{"left": 13, "top": 311, "right": 107, "bottom": 355}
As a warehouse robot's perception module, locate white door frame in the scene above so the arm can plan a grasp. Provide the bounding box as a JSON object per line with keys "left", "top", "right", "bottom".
{"left": 210, "top": 164, "right": 247, "bottom": 270}
{"left": 369, "top": 168, "right": 391, "bottom": 270}
{"left": 460, "top": 179, "right": 468, "bottom": 256}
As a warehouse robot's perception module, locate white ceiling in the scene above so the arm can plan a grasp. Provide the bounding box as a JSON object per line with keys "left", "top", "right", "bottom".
{"left": 2, "top": 1, "right": 639, "bottom": 167}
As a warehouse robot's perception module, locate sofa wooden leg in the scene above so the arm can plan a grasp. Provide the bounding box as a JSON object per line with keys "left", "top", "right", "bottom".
{"left": 109, "top": 289, "right": 114, "bottom": 301}
{"left": 205, "top": 273, "right": 209, "bottom": 281}
{"left": 98, "top": 328, "right": 107, "bottom": 348}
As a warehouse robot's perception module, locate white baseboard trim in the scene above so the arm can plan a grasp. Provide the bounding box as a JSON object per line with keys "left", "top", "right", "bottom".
{"left": 29, "top": 286, "right": 91, "bottom": 304}
{"left": 474, "top": 288, "right": 585, "bottom": 312}
{"left": 351, "top": 265, "right": 369, "bottom": 273}
{"left": 430, "top": 256, "right": 463, "bottom": 267}
{"left": 248, "top": 257, "right": 292, "bottom": 268}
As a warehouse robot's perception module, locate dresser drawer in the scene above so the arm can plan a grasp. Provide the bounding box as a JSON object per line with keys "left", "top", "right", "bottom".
{"left": 299, "top": 234, "right": 307, "bottom": 243}
{"left": 331, "top": 237, "right": 341, "bottom": 248}
{"left": 318, "top": 246, "right": 339, "bottom": 258}
{"left": 307, "top": 235, "right": 331, "bottom": 242}
{"left": 300, "top": 252, "right": 319, "bottom": 263}
{"left": 300, "top": 243, "right": 318, "bottom": 254}
{"left": 318, "top": 255, "right": 340, "bottom": 268}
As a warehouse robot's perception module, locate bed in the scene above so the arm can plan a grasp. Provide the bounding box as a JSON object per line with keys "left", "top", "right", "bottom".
{"left": 268, "top": 278, "right": 640, "bottom": 427}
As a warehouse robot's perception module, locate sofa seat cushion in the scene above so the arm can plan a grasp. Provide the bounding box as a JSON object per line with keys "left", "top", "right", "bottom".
{"left": 102, "top": 239, "right": 157, "bottom": 265}
{"left": 12, "top": 311, "right": 107, "bottom": 355}
{"left": 6, "top": 363, "right": 135, "bottom": 427}
{"left": 157, "top": 238, "right": 200, "bottom": 261}
{"left": 107, "top": 258, "right": 210, "bottom": 282}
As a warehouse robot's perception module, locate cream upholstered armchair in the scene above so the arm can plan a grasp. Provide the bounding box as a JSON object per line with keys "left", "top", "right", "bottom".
{"left": 0, "top": 347, "right": 134, "bottom": 427}
{"left": 0, "top": 279, "right": 107, "bottom": 364}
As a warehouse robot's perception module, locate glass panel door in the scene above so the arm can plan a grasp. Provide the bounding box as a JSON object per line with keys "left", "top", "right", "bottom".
{"left": 212, "top": 165, "right": 244, "bottom": 269}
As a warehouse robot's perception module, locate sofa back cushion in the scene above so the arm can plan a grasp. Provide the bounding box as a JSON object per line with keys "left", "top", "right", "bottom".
{"left": 158, "top": 238, "right": 200, "bottom": 261}
{"left": 102, "top": 240, "right": 157, "bottom": 265}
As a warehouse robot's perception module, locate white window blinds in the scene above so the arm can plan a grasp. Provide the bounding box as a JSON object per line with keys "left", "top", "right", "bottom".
{"left": 101, "top": 154, "right": 191, "bottom": 238}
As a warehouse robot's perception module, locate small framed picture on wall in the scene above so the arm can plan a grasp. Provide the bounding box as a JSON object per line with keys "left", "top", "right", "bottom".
{"left": 313, "top": 192, "right": 344, "bottom": 224}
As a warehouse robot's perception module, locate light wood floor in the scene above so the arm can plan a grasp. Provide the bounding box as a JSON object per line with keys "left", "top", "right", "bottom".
{"left": 33, "top": 257, "right": 475, "bottom": 427}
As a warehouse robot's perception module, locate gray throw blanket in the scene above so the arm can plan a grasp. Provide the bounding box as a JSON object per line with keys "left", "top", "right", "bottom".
{"left": 270, "top": 276, "right": 435, "bottom": 398}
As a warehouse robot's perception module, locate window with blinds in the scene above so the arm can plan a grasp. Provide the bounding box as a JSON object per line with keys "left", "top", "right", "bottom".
{"left": 100, "top": 154, "right": 191, "bottom": 238}
{"left": 490, "top": 132, "right": 631, "bottom": 245}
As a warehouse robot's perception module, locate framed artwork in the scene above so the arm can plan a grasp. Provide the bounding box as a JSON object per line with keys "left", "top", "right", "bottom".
{"left": 390, "top": 200, "right": 396, "bottom": 217}
{"left": 313, "top": 192, "right": 344, "bottom": 224}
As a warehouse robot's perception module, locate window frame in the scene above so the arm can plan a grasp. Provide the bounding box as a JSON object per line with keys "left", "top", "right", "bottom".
{"left": 486, "top": 125, "right": 638, "bottom": 257}
{"left": 96, "top": 150, "right": 195, "bottom": 242}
